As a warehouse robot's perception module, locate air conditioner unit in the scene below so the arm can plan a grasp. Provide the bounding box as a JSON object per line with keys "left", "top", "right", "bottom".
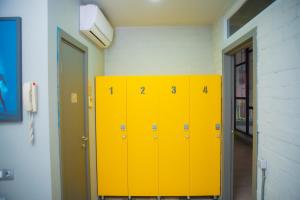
{"left": 80, "top": 4, "right": 114, "bottom": 48}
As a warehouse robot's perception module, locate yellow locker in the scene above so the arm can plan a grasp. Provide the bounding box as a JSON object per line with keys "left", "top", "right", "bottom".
{"left": 96, "top": 76, "right": 128, "bottom": 196}
{"left": 158, "top": 76, "right": 190, "bottom": 196}
{"left": 127, "top": 76, "right": 159, "bottom": 196}
{"left": 189, "top": 75, "right": 221, "bottom": 196}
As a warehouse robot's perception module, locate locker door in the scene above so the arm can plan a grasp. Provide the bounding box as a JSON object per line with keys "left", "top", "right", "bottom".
{"left": 189, "top": 75, "right": 221, "bottom": 196}
{"left": 127, "top": 76, "right": 159, "bottom": 196}
{"left": 96, "top": 76, "right": 128, "bottom": 196}
{"left": 158, "top": 76, "right": 190, "bottom": 196}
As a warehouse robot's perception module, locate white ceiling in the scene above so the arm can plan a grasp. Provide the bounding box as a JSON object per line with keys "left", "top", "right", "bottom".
{"left": 82, "top": 0, "right": 235, "bottom": 27}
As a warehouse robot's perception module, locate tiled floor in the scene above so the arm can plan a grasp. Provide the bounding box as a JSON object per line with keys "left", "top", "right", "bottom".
{"left": 104, "top": 197, "right": 212, "bottom": 200}
{"left": 233, "top": 134, "right": 252, "bottom": 200}
{"left": 104, "top": 198, "right": 213, "bottom": 200}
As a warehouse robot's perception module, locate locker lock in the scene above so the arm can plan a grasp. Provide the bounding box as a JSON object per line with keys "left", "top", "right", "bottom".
{"left": 215, "top": 123, "right": 221, "bottom": 130}
{"left": 120, "top": 124, "right": 126, "bottom": 131}
{"left": 184, "top": 124, "right": 189, "bottom": 131}
{"left": 152, "top": 124, "right": 158, "bottom": 131}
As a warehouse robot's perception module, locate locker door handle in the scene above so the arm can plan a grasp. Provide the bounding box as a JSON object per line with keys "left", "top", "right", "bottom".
{"left": 215, "top": 123, "right": 221, "bottom": 130}
{"left": 152, "top": 124, "right": 158, "bottom": 131}
{"left": 184, "top": 124, "right": 189, "bottom": 131}
{"left": 121, "top": 134, "right": 127, "bottom": 139}
{"left": 120, "top": 124, "right": 126, "bottom": 131}
{"left": 185, "top": 135, "right": 190, "bottom": 139}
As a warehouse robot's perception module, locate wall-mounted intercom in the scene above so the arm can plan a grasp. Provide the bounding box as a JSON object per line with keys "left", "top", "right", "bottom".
{"left": 23, "top": 82, "right": 38, "bottom": 144}
{"left": 23, "top": 82, "right": 38, "bottom": 112}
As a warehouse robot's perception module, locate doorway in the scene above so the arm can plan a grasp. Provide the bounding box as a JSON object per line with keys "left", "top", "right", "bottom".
{"left": 222, "top": 29, "right": 258, "bottom": 200}
{"left": 234, "top": 47, "right": 253, "bottom": 137}
{"left": 58, "top": 30, "right": 90, "bottom": 200}
{"left": 232, "top": 46, "right": 253, "bottom": 200}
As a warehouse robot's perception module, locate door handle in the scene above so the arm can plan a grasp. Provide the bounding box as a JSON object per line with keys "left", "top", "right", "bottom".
{"left": 121, "top": 134, "right": 127, "bottom": 139}
{"left": 82, "top": 136, "right": 88, "bottom": 141}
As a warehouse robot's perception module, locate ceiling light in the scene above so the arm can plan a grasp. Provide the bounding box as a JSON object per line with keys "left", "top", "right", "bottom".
{"left": 149, "top": 0, "right": 161, "bottom": 3}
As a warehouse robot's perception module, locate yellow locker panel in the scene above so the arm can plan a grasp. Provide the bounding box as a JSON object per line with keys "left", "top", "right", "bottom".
{"left": 127, "top": 76, "right": 159, "bottom": 196}
{"left": 96, "top": 76, "right": 128, "bottom": 196}
{"left": 158, "top": 76, "right": 190, "bottom": 196}
{"left": 189, "top": 75, "right": 221, "bottom": 196}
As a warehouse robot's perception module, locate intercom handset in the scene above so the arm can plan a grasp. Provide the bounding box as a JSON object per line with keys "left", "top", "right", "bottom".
{"left": 23, "top": 82, "right": 38, "bottom": 144}
{"left": 23, "top": 82, "right": 37, "bottom": 112}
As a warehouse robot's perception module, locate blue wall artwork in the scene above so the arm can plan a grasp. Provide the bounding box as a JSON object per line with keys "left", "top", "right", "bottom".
{"left": 0, "top": 17, "right": 22, "bottom": 122}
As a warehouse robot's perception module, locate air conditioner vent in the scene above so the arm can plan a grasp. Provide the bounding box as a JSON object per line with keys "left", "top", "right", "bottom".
{"left": 80, "top": 4, "right": 114, "bottom": 48}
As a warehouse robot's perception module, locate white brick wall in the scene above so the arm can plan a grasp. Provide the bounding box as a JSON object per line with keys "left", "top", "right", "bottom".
{"left": 213, "top": 0, "right": 300, "bottom": 199}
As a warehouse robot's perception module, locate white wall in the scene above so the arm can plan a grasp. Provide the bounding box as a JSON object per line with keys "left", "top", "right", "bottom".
{"left": 48, "top": 0, "right": 105, "bottom": 200}
{"left": 0, "top": 0, "right": 104, "bottom": 199}
{"left": 105, "top": 26, "right": 213, "bottom": 75}
{"left": 0, "top": 0, "right": 52, "bottom": 200}
{"left": 213, "top": 0, "right": 300, "bottom": 199}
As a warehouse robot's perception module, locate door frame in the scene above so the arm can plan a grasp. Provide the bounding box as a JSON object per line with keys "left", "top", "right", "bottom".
{"left": 57, "top": 28, "right": 91, "bottom": 200}
{"left": 221, "top": 28, "right": 258, "bottom": 200}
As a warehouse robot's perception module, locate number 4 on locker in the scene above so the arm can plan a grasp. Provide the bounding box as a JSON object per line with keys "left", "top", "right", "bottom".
{"left": 203, "top": 86, "right": 208, "bottom": 94}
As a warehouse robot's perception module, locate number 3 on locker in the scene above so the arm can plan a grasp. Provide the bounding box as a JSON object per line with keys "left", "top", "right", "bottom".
{"left": 171, "top": 86, "right": 176, "bottom": 94}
